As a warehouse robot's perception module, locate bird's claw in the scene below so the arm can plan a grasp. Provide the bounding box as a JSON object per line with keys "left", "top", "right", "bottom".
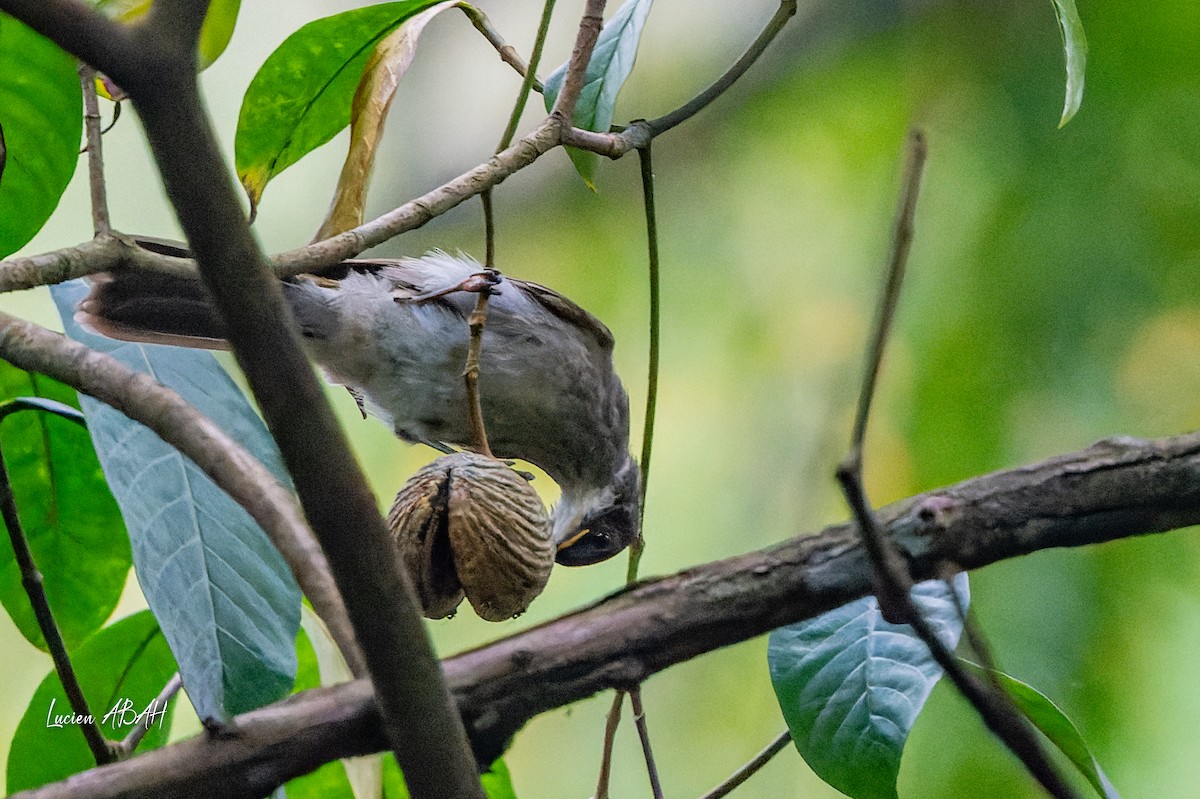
{"left": 398, "top": 270, "right": 503, "bottom": 303}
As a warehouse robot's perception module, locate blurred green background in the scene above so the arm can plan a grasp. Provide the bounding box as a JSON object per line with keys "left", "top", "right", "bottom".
{"left": 3, "top": 0, "right": 1200, "bottom": 796}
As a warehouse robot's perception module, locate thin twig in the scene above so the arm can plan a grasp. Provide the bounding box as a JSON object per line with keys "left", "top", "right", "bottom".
{"left": 594, "top": 690, "right": 626, "bottom": 799}
{"left": 78, "top": 63, "right": 111, "bottom": 236}
{"left": 629, "top": 688, "right": 663, "bottom": 799}
{"left": 464, "top": 291, "right": 493, "bottom": 457}
{"left": 0, "top": 402, "right": 114, "bottom": 766}
{"left": 457, "top": 3, "right": 544, "bottom": 92}
{"left": 116, "top": 673, "right": 183, "bottom": 756}
{"left": 549, "top": 0, "right": 607, "bottom": 125}
{"left": 835, "top": 129, "right": 1080, "bottom": 799}
{"left": 698, "top": 730, "right": 791, "bottom": 799}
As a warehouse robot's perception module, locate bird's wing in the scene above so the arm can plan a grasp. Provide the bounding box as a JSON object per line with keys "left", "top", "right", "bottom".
{"left": 509, "top": 279, "right": 615, "bottom": 352}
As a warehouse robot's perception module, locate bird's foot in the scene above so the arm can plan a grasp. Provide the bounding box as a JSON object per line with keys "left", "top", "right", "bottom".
{"left": 398, "top": 269, "right": 502, "bottom": 303}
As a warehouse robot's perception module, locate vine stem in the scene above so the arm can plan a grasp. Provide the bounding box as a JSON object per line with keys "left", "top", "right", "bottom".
{"left": 0, "top": 402, "right": 113, "bottom": 766}
{"left": 835, "top": 129, "right": 1079, "bottom": 799}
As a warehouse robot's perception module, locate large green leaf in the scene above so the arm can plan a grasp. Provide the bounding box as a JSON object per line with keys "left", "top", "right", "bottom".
{"left": 1050, "top": 0, "right": 1087, "bottom": 126}
{"left": 542, "top": 0, "right": 654, "bottom": 188}
{"left": 51, "top": 280, "right": 301, "bottom": 723}
{"left": 6, "top": 610, "right": 179, "bottom": 793}
{"left": 235, "top": 1, "right": 442, "bottom": 212}
{"left": 964, "top": 661, "right": 1120, "bottom": 799}
{"left": 0, "top": 15, "right": 81, "bottom": 258}
{"left": 0, "top": 365, "right": 130, "bottom": 652}
{"left": 768, "top": 576, "right": 969, "bottom": 799}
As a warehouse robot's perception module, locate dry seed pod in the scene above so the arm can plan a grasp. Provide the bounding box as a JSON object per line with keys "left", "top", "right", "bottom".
{"left": 388, "top": 462, "right": 464, "bottom": 619}
{"left": 444, "top": 454, "right": 554, "bottom": 621}
{"left": 389, "top": 452, "right": 553, "bottom": 621}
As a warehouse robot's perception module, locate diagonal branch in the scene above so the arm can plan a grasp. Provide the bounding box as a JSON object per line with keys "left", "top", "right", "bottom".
{"left": 14, "top": 430, "right": 1200, "bottom": 799}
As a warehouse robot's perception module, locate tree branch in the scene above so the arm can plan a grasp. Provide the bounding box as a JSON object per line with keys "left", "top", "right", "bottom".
{"left": 15, "top": 430, "right": 1200, "bottom": 799}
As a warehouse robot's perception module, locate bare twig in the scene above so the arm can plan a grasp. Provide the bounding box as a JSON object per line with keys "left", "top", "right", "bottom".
{"left": 464, "top": 291, "right": 494, "bottom": 457}
{"left": 698, "top": 730, "right": 791, "bottom": 799}
{"left": 116, "top": 673, "right": 183, "bottom": 757}
{"left": 629, "top": 688, "right": 663, "bottom": 799}
{"left": 458, "top": 3, "right": 544, "bottom": 92}
{"left": 594, "top": 690, "right": 626, "bottom": 799}
{"left": 835, "top": 130, "right": 1079, "bottom": 799}
{"left": 78, "top": 63, "right": 111, "bottom": 236}
{"left": 0, "top": 401, "right": 114, "bottom": 767}
{"left": 549, "top": 0, "right": 607, "bottom": 125}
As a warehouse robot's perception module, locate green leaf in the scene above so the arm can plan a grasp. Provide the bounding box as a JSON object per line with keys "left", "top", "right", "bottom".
{"left": 542, "top": 0, "right": 654, "bottom": 188}
{"left": 768, "top": 575, "right": 969, "bottom": 799}
{"left": 235, "top": 1, "right": 443, "bottom": 212}
{"left": 6, "top": 610, "right": 179, "bottom": 793}
{"left": 963, "top": 661, "right": 1120, "bottom": 799}
{"left": 51, "top": 280, "right": 301, "bottom": 723}
{"left": 1050, "top": 0, "right": 1087, "bottom": 126}
{"left": 0, "top": 15, "right": 81, "bottom": 258}
{"left": 0, "top": 365, "right": 130, "bottom": 652}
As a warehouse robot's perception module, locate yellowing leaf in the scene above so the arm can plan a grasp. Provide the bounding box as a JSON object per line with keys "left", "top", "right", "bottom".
{"left": 315, "top": 0, "right": 459, "bottom": 240}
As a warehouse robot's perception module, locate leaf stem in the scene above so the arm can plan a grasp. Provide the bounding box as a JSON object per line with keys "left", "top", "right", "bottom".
{"left": 0, "top": 402, "right": 114, "bottom": 766}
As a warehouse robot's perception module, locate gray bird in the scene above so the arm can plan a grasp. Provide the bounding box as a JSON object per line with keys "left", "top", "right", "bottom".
{"left": 77, "top": 239, "right": 640, "bottom": 566}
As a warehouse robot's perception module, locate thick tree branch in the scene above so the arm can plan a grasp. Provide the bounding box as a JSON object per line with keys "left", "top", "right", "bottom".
{"left": 15, "top": 431, "right": 1200, "bottom": 799}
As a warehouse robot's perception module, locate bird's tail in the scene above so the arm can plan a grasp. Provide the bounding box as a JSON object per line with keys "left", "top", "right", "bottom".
{"left": 75, "top": 238, "right": 231, "bottom": 349}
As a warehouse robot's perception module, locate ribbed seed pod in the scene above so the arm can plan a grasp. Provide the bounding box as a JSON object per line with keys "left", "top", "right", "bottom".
{"left": 387, "top": 462, "right": 464, "bottom": 619}
{"left": 389, "top": 452, "right": 553, "bottom": 621}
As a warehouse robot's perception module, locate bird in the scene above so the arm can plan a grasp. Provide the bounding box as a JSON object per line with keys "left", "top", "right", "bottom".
{"left": 76, "top": 238, "right": 640, "bottom": 567}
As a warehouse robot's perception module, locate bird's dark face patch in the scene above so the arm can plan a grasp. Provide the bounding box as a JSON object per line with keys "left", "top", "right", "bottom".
{"left": 555, "top": 462, "right": 640, "bottom": 566}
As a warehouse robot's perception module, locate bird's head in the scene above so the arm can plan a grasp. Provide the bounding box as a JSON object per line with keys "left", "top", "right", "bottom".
{"left": 552, "top": 455, "right": 641, "bottom": 567}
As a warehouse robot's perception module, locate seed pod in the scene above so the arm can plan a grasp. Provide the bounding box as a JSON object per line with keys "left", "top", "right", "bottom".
{"left": 388, "top": 462, "right": 463, "bottom": 619}
{"left": 389, "top": 452, "right": 553, "bottom": 621}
